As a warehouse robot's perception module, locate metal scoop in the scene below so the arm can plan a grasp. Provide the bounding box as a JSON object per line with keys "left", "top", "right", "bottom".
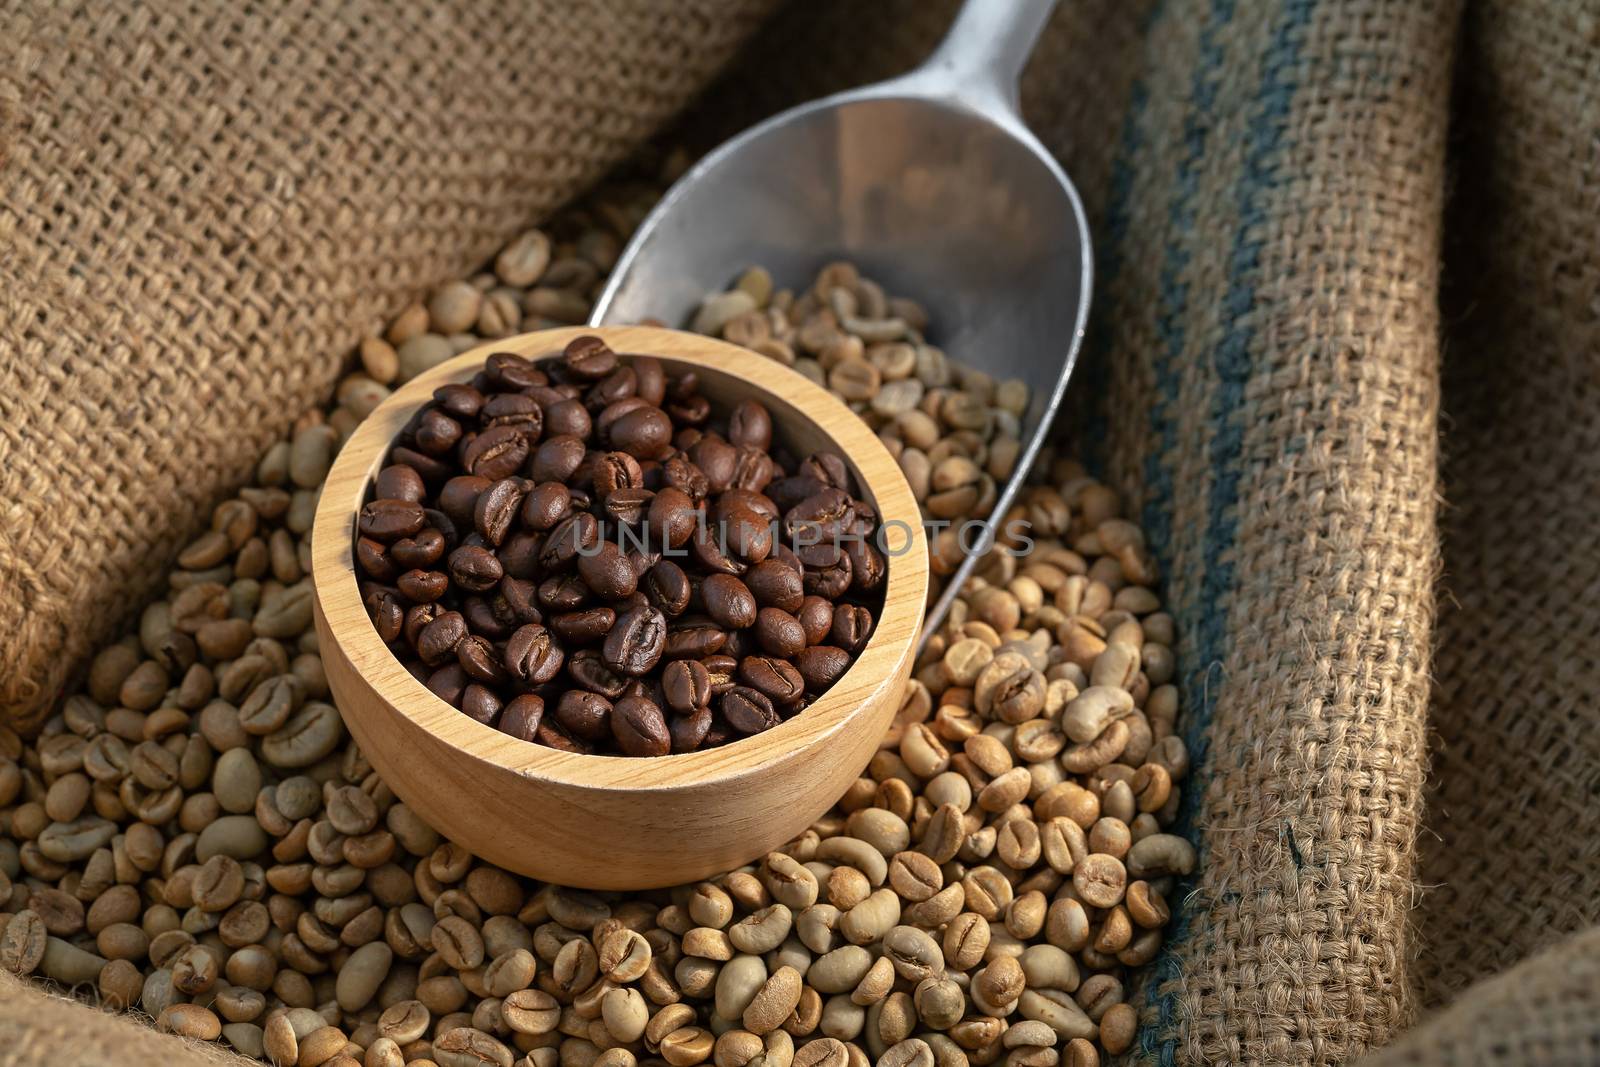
{"left": 591, "top": 0, "right": 1090, "bottom": 639}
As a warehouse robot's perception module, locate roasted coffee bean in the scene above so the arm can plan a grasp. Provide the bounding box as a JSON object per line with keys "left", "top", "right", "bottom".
{"left": 504, "top": 625, "right": 564, "bottom": 686}
{"left": 461, "top": 425, "right": 529, "bottom": 481}
{"left": 393, "top": 527, "right": 447, "bottom": 568}
{"left": 612, "top": 696, "right": 671, "bottom": 757}
{"left": 457, "top": 636, "right": 506, "bottom": 684}
{"left": 644, "top": 560, "right": 691, "bottom": 617}
{"left": 555, "top": 691, "right": 613, "bottom": 742}
{"left": 664, "top": 621, "right": 727, "bottom": 659}
{"left": 603, "top": 606, "right": 666, "bottom": 677}
{"left": 564, "top": 334, "right": 618, "bottom": 379}
{"left": 539, "top": 512, "right": 599, "bottom": 571}
{"left": 461, "top": 685, "right": 503, "bottom": 726}
{"left": 397, "top": 569, "right": 449, "bottom": 602}
{"left": 798, "top": 597, "right": 834, "bottom": 646}
{"left": 670, "top": 705, "right": 714, "bottom": 753}
{"left": 519, "top": 482, "right": 571, "bottom": 531}
{"left": 498, "top": 695, "right": 544, "bottom": 741}
{"left": 417, "top": 613, "right": 469, "bottom": 666}
{"left": 727, "top": 400, "right": 773, "bottom": 451}
{"left": 567, "top": 651, "right": 630, "bottom": 699}
{"left": 745, "top": 560, "right": 804, "bottom": 613}
{"left": 830, "top": 605, "right": 872, "bottom": 652}
{"left": 578, "top": 542, "right": 636, "bottom": 600}
{"left": 723, "top": 686, "right": 778, "bottom": 734}
{"left": 530, "top": 435, "right": 586, "bottom": 483}
{"left": 703, "top": 575, "right": 757, "bottom": 630}
{"left": 360, "top": 500, "right": 426, "bottom": 541}
{"left": 474, "top": 479, "right": 525, "bottom": 546}
{"left": 663, "top": 455, "right": 710, "bottom": 502}
{"left": 799, "top": 544, "right": 852, "bottom": 598}
{"left": 550, "top": 607, "right": 616, "bottom": 645}
{"left": 439, "top": 475, "right": 491, "bottom": 527}
{"left": 739, "top": 656, "right": 805, "bottom": 705}
{"left": 593, "top": 452, "right": 644, "bottom": 497}
{"left": 375, "top": 464, "right": 426, "bottom": 503}
{"left": 754, "top": 609, "right": 806, "bottom": 658}
{"left": 796, "top": 646, "right": 852, "bottom": 692}
{"left": 538, "top": 573, "right": 590, "bottom": 612}
{"left": 648, "top": 488, "right": 698, "bottom": 549}
{"left": 663, "top": 660, "right": 713, "bottom": 714}
{"left": 448, "top": 545, "right": 503, "bottom": 592}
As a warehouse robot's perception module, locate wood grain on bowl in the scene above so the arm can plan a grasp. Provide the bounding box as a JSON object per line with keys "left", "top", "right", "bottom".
{"left": 312, "top": 326, "right": 927, "bottom": 889}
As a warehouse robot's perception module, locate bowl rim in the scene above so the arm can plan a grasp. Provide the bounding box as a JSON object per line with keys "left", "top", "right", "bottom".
{"left": 311, "top": 325, "right": 927, "bottom": 793}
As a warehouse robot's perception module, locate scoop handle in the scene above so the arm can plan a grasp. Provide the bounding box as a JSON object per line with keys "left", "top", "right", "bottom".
{"left": 917, "top": 0, "right": 1059, "bottom": 114}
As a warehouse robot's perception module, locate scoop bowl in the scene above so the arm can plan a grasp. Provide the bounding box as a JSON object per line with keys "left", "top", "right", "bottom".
{"left": 592, "top": 0, "right": 1091, "bottom": 641}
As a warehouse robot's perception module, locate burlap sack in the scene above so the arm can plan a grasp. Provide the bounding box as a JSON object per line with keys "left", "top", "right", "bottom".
{"left": 0, "top": 0, "right": 778, "bottom": 735}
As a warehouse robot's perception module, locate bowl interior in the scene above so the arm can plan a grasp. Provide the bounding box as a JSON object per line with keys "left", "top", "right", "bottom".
{"left": 314, "top": 326, "right": 927, "bottom": 793}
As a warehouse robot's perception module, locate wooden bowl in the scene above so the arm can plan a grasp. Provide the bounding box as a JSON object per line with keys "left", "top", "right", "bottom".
{"left": 311, "top": 326, "right": 927, "bottom": 889}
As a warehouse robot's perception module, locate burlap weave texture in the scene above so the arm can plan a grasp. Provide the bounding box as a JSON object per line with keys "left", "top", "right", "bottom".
{"left": 0, "top": 0, "right": 777, "bottom": 734}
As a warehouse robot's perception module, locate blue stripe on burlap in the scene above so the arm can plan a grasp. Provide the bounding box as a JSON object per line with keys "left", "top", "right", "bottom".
{"left": 1139, "top": 3, "right": 1315, "bottom": 1063}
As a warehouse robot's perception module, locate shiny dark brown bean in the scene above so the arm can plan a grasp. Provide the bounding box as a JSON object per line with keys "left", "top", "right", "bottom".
{"left": 719, "top": 503, "right": 773, "bottom": 565}
{"left": 609, "top": 406, "right": 673, "bottom": 460}
{"left": 462, "top": 425, "right": 529, "bottom": 481}
{"left": 519, "top": 482, "right": 571, "bottom": 531}
{"left": 550, "top": 608, "right": 615, "bottom": 645}
{"left": 567, "top": 650, "right": 630, "bottom": 698}
{"left": 663, "top": 455, "right": 709, "bottom": 502}
{"left": 357, "top": 538, "right": 396, "bottom": 580}
{"left": 555, "top": 691, "right": 613, "bottom": 742}
{"left": 535, "top": 719, "right": 592, "bottom": 753}
{"left": 426, "top": 664, "right": 467, "bottom": 707}
{"left": 397, "top": 570, "right": 448, "bottom": 603}
{"left": 593, "top": 452, "right": 644, "bottom": 497}
{"left": 530, "top": 435, "right": 586, "bottom": 483}
{"left": 365, "top": 588, "right": 405, "bottom": 643}
{"left": 727, "top": 401, "right": 773, "bottom": 451}
{"left": 438, "top": 475, "right": 491, "bottom": 527}
{"left": 845, "top": 539, "right": 886, "bottom": 592}
{"left": 739, "top": 656, "right": 806, "bottom": 705}
{"left": 644, "top": 560, "right": 691, "bottom": 617}
{"left": 392, "top": 528, "right": 446, "bottom": 568}
{"left": 754, "top": 609, "right": 806, "bottom": 658}
{"left": 434, "top": 382, "right": 485, "bottom": 419}
{"left": 796, "top": 646, "right": 852, "bottom": 692}
{"left": 360, "top": 500, "right": 426, "bottom": 542}
{"left": 830, "top": 606, "right": 873, "bottom": 652}
{"left": 578, "top": 542, "right": 636, "bottom": 600}
{"left": 745, "top": 560, "right": 804, "bottom": 613}
{"left": 670, "top": 705, "right": 713, "bottom": 752}
{"left": 602, "top": 606, "right": 666, "bottom": 677}
{"left": 448, "top": 546, "right": 503, "bottom": 592}
{"left": 544, "top": 398, "right": 591, "bottom": 440}
{"left": 612, "top": 696, "right": 671, "bottom": 757}
{"left": 662, "top": 660, "right": 712, "bottom": 714}
{"left": 798, "top": 544, "right": 852, "bottom": 599}
{"left": 538, "top": 573, "right": 590, "bottom": 612}
{"left": 461, "top": 685, "right": 503, "bottom": 726}
{"left": 485, "top": 352, "right": 543, "bottom": 389}
{"left": 416, "top": 613, "right": 468, "bottom": 666}
{"left": 648, "top": 488, "right": 698, "bottom": 549}
{"left": 664, "top": 621, "right": 726, "bottom": 659}
{"left": 798, "top": 597, "right": 835, "bottom": 646}
{"left": 498, "top": 695, "right": 544, "bottom": 741}
{"left": 564, "top": 334, "right": 618, "bottom": 379}
{"left": 473, "top": 480, "right": 525, "bottom": 546}
{"left": 539, "top": 512, "right": 600, "bottom": 571}
{"left": 412, "top": 408, "right": 463, "bottom": 456}
{"left": 375, "top": 464, "right": 426, "bottom": 503}
{"left": 456, "top": 636, "right": 506, "bottom": 684}
{"left": 722, "top": 687, "right": 778, "bottom": 735}
{"left": 703, "top": 575, "right": 757, "bottom": 630}
{"left": 481, "top": 393, "right": 543, "bottom": 437}
{"left": 504, "top": 625, "right": 564, "bottom": 686}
